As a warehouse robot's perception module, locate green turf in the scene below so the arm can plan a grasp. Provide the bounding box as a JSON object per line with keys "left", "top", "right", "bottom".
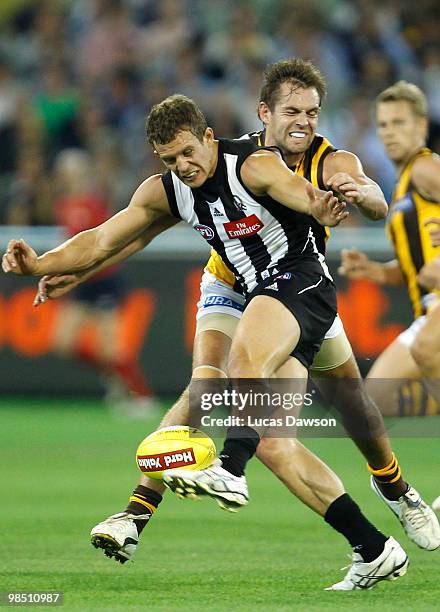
{"left": 0, "top": 398, "right": 439, "bottom": 610}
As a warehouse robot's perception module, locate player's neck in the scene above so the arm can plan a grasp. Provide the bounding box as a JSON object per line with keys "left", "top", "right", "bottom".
{"left": 395, "top": 144, "right": 425, "bottom": 174}
{"left": 282, "top": 151, "right": 305, "bottom": 168}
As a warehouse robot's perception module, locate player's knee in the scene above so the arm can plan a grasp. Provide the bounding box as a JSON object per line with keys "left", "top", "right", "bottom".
{"left": 410, "top": 334, "right": 437, "bottom": 370}
{"left": 228, "top": 342, "right": 266, "bottom": 377}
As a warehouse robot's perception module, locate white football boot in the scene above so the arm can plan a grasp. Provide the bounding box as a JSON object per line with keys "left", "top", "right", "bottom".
{"left": 326, "top": 536, "right": 408, "bottom": 590}
{"left": 90, "top": 512, "right": 149, "bottom": 563}
{"left": 371, "top": 477, "right": 440, "bottom": 550}
{"left": 163, "top": 460, "right": 249, "bottom": 512}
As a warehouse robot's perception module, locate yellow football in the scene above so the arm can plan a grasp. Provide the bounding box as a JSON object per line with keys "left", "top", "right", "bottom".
{"left": 135, "top": 426, "right": 216, "bottom": 480}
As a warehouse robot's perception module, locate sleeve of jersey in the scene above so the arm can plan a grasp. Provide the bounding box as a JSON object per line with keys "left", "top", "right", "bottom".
{"left": 235, "top": 144, "right": 284, "bottom": 178}
{"left": 161, "top": 171, "right": 182, "bottom": 220}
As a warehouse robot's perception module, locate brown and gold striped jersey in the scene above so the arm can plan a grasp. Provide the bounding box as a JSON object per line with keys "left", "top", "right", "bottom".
{"left": 387, "top": 147, "right": 440, "bottom": 318}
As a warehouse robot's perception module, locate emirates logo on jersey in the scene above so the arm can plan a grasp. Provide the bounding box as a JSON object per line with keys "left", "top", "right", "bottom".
{"left": 223, "top": 214, "right": 264, "bottom": 239}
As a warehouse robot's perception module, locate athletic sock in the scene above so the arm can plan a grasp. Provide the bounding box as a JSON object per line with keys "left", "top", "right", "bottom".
{"left": 368, "top": 453, "right": 408, "bottom": 500}
{"left": 324, "top": 493, "right": 388, "bottom": 562}
{"left": 125, "top": 486, "right": 163, "bottom": 535}
{"left": 219, "top": 426, "right": 260, "bottom": 476}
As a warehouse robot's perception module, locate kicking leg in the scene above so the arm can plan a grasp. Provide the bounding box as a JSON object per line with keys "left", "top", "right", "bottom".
{"left": 313, "top": 346, "right": 439, "bottom": 550}
{"left": 91, "top": 325, "right": 233, "bottom": 563}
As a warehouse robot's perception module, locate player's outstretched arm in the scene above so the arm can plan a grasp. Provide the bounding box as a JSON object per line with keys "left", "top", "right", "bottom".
{"left": 33, "top": 215, "right": 179, "bottom": 306}
{"left": 2, "top": 175, "right": 171, "bottom": 277}
{"left": 241, "top": 150, "right": 348, "bottom": 227}
{"left": 325, "top": 150, "right": 388, "bottom": 221}
{"left": 338, "top": 249, "right": 404, "bottom": 285}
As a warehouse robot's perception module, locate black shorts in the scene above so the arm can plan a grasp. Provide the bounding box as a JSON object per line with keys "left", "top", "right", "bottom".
{"left": 246, "top": 270, "right": 337, "bottom": 369}
{"left": 72, "top": 273, "right": 125, "bottom": 310}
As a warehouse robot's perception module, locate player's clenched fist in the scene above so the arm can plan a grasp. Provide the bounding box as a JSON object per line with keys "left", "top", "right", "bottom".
{"left": 2, "top": 239, "right": 38, "bottom": 275}
{"left": 327, "top": 172, "right": 364, "bottom": 205}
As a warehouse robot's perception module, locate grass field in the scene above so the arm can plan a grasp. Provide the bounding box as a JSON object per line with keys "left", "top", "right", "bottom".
{"left": 1, "top": 397, "right": 439, "bottom": 611}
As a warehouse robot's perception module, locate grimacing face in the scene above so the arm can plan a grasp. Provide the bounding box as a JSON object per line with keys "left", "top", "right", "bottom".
{"left": 259, "top": 83, "right": 321, "bottom": 160}
{"left": 154, "top": 128, "right": 216, "bottom": 187}
{"left": 376, "top": 100, "right": 427, "bottom": 164}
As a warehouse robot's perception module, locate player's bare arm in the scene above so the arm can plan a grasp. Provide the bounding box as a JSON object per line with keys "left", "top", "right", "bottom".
{"left": 325, "top": 150, "right": 388, "bottom": 220}
{"left": 2, "top": 175, "right": 172, "bottom": 277}
{"left": 241, "top": 150, "right": 348, "bottom": 227}
{"left": 339, "top": 249, "right": 405, "bottom": 285}
{"left": 33, "top": 215, "right": 179, "bottom": 306}
{"left": 412, "top": 155, "right": 440, "bottom": 202}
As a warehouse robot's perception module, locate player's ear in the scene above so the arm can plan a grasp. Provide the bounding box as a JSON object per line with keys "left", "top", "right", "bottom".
{"left": 258, "top": 101, "right": 270, "bottom": 125}
{"left": 418, "top": 116, "right": 429, "bottom": 140}
{"left": 204, "top": 127, "right": 214, "bottom": 143}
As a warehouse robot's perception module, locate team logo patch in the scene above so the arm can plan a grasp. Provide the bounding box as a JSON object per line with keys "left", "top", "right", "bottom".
{"left": 194, "top": 224, "right": 215, "bottom": 240}
{"left": 233, "top": 195, "right": 247, "bottom": 211}
{"left": 137, "top": 448, "right": 196, "bottom": 472}
{"left": 223, "top": 214, "right": 264, "bottom": 239}
{"left": 203, "top": 295, "right": 244, "bottom": 312}
{"left": 275, "top": 272, "right": 292, "bottom": 280}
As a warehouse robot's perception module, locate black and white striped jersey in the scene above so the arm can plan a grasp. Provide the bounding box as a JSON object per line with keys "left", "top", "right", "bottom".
{"left": 162, "top": 137, "right": 331, "bottom": 295}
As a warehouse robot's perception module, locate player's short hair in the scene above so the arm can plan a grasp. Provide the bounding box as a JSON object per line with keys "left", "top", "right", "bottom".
{"left": 146, "top": 94, "right": 208, "bottom": 145}
{"left": 259, "top": 58, "right": 327, "bottom": 110}
{"left": 376, "top": 81, "right": 428, "bottom": 117}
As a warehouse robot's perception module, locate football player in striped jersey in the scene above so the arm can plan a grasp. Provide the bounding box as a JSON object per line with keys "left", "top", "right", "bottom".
{"left": 340, "top": 83, "right": 440, "bottom": 418}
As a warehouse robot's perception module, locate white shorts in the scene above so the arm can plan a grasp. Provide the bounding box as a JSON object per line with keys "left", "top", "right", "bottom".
{"left": 195, "top": 272, "right": 351, "bottom": 370}
{"left": 397, "top": 316, "right": 427, "bottom": 348}
{"left": 196, "top": 271, "right": 245, "bottom": 321}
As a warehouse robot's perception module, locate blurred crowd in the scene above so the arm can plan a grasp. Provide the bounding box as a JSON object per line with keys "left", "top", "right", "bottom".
{"left": 0, "top": 0, "right": 439, "bottom": 226}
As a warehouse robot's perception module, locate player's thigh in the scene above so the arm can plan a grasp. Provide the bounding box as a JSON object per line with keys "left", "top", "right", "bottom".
{"left": 367, "top": 335, "right": 421, "bottom": 379}
{"left": 193, "top": 272, "right": 243, "bottom": 375}
{"left": 229, "top": 295, "right": 302, "bottom": 377}
{"left": 310, "top": 323, "right": 355, "bottom": 376}
{"left": 365, "top": 335, "right": 421, "bottom": 414}
{"left": 411, "top": 302, "right": 440, "bottom": 366}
